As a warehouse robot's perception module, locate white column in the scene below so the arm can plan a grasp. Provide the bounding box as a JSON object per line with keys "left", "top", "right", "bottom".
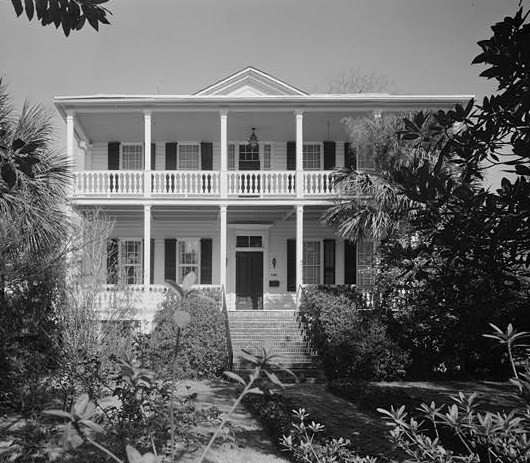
{"left": 220, "top": 111, "right": 228, "bottom": 198}
{"left": 144, "top": 110, "right": 152, "bottom": 197}
{"left": 219, "top": 205, "right": 227, "bottom": 291}
{"left": 66, "top": 111, "right": 75, "bottom": 166}
{"left": 296, "top": 205, "right": 304, "bottom": 290}
{"left": 143, "top": 205, "right": 151, "bottom": 287}
{"left": 295, "top": 110, "right": 304, "bottom": 198}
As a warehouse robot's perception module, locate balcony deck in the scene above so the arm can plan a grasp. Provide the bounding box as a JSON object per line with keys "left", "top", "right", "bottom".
{"left": 72, "top": 170, "right": 338, "bottom": 199}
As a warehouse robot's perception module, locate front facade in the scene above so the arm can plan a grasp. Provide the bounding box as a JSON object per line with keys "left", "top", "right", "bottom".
{"left": 56, "top": 67, "right": 471, "bottom": 319}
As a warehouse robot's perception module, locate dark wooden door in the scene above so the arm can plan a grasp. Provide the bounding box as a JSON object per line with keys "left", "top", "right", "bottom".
{"left": 236, "top": 251, "right": 263, "bottom": 310}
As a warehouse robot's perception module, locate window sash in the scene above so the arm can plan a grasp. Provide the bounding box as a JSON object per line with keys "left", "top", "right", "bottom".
{"left": 263, "top": 144, "right": 271, "bottom": 170}
{"left": 357, "top": 239, "right": 374, "bottom": 286}
{"left": 178, "top": 144, "right": 200, "bottom": 170}
{"left": 177, "top": 239, "right": 200, "bottom": 283}
{"left": 303, "top": 241, "right": 321, "bottom": 284}
{"left": 228, "top": 144, "right": 236, "bottom": 170}
{"left": 303, "top": 144, "right": 321, "bottom": 170}
{"left": 122, "top": 144, "right": 143, "bottom": 170}
{"left": 120, "top": 240, "right": 143, "bottom": 284}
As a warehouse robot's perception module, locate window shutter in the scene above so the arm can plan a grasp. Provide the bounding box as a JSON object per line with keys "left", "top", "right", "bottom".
{"left": 287, "top": 239, "right": 296, "bottom": 292}
{"left": 286, "top": 142, "right": 296, "bottom": 170}
{"left": 323, "top": 142, "right": 336, "bottom": 170}
{"left": 323, "top": 239, "right": 335, "bottom": 284}
{"left": 164, "top": 239, "right": 177, "bottom": 282}
{"left": 107, "top": 238, "right": 119, "bottom": 284}
{"left": 150, "top": 238, "right": 155, "bottom": 284}
{"left": 165, "top": 143, "right": 177, "bottom": 170}
{"left": 200, "top": 142, "right": 213, "bottom": 170}
{"left": 344, "top": 240, "right": 357, "bottom": 284}
{"left": 108, "top": 142, "right": 120, "bottom": 170}
{"left": 200, "top": 238, "right": 213, "bottom": 284}
{"left": 344, "top": 142, "right": 356, "bottom": 170}
{"left": 151, "top": 143, "right": 156, "bottom": 170}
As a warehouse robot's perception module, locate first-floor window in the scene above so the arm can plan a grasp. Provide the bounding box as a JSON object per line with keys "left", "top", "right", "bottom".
{"left": 303, "top": 144, "right": 321, "bottom": 170}
{"left": 178, "top": 144, "right": 200, "bottom": 170}
{"left": 177, "top": 240, "right": 200, "bottom": 282}
{"left": 357, "top": 240, "right": 374, "bottom": 286}
{"left": 303, "top": 241, "right": 321, "bottom": 284}
{"left": 356, "top": 145, "right": 375, "bottom": 172}
{"left": 121, "top": 240, "right": 143, "bottom": 284}
{"left": 122, "top": 144, "right": 143, "bottom": 170}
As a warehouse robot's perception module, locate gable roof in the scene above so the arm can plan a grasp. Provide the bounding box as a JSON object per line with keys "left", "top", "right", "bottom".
{"left": 194, "top": 66, "right": 308, "bottom": 96}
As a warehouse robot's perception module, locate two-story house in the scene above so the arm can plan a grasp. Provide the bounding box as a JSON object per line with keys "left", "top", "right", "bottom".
{"left": 55, "top": 67, "right": 470, "bottom": 373}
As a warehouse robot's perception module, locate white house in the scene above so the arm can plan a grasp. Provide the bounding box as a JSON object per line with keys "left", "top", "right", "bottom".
{"left": 55, "top": 67, "right": 470, "bottom": 371}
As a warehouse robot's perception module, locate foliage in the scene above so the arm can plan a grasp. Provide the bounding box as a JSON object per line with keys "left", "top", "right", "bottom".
{"left": 299, "top": 286, "right": 409, "bottom": 381}
{"left": 379, "top": 324, "right": 530, "bottom": 463}
{"left": 10, "top": 0, "right": 111, "bottom": 36}
{"left": 327, "top": 68, "right": 393, "bottom": 94}
{"left": 281, "top": 408, "right": 377, "bottom": 463}
{"left": 149, "top": 286, "right": 229, "bottom": 380}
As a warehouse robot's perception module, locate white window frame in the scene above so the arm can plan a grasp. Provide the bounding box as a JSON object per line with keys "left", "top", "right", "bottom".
{"left": 357, "top": 239, "right": 375, "bottom": 286}
{"left": 121, "top": 143, "right": 144, "bottom": 170}
{"left": 228, "top": 143, "right": 236, "bottom": 170}
{"left": 119, "top": 239, "right": 143, "bottom": 285}
{"left": 227, "top": 142, "right": 273, "bottom": 170}
{"left": 176, "top": 238, "right": 201, "bottom": 283}
{"left": 177, "top": 142, "right": 201, "bottom": 170}
{"left": 303, "top": 142, "right": 323, "bottom": 171}
{"left": 303, "top": 240, "right": 322, "bottom": 285}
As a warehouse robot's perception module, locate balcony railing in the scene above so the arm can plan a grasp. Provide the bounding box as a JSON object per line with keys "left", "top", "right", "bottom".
{"left": 72, "top": 170, "right": 338, "bottom": 198}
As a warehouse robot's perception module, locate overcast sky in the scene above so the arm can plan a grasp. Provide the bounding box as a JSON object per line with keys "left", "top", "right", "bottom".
{"left": 0, "top": 0, "right": 526, "bottom": 186}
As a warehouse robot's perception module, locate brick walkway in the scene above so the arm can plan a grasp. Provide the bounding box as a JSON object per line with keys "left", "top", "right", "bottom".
{"left": 283, "top": 383, "right": 399, "bottom": 459}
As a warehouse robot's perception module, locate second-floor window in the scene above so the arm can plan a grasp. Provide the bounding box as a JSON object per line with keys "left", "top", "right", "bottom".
{"left": 122, "top": 144, "right": 143, "bottom": 170}
{"left": 178, "top": 144, "right": 200, "bottom": 170}
{"left": 303, "top": 144, "right": 321, "bottom": 170}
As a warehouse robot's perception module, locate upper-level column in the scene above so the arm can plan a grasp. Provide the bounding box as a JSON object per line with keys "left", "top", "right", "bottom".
{"left": 144, "top": 110, "right": 152, "bottom": 197}
{"left": 220, "top": 110, "right": 228, "bottom": 198}
{"left": 66, "top": 111, "right": 75, "bottom": 163}
{"left": 295, "top": 110, "right": 304, "bottom": 199}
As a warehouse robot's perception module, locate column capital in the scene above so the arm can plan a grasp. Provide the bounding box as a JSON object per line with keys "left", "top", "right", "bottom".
{"left": 219, "top": 205, "right": 227, "bottom": 212}
{"left": 144, "top": 204, "right": 152, "bottom": 212}
{"left": 143, "top": 109, "right": 152, "bottom": 117}
{"left": 66, "top": 110, "right": 76, "bottom": 118}
{"left": 219, "top": 110, "right": 229, "bottom": 117}
{"left": 294, "top": 109, "right": 304, "bottom": 117}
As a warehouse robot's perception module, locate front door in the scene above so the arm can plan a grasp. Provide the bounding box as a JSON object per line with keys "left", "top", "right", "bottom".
{"left": 236, "top": 251, "right": 263, "bottom": 310}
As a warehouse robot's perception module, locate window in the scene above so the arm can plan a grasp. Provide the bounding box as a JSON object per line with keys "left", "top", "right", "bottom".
{"left": 303, "top": 241, "right": 321, "bottom": 284}
{"left": 239, "top": 144, "right": 260, "bottom": 162}
{"left": 263, "top": 144, "right": 272, "bottom": 170}
{"left": 177, "top": 240, "right": 200, "bottom": 283}
{"left": 178, "top": 144, "right": 200, "bottom": 170}
{"left": 357, "top": 239, "right": 375, "bottom": 286}
{"left": 228, "top": 144, "right": 236, "bottom": 170}
{"left": 357, "top": 145, "right": 375, "bottom": 171}
{"left": 236, "top": 235, "right": 263, "bottom": 248}
{"left": 303, "top": 144, "right": 321, "bottom": 170}
{"left": 120, "top": 240, "right": 143, "bottom": 284}
{"left": 122, "top": 144, "right": 143, "bottom": 170}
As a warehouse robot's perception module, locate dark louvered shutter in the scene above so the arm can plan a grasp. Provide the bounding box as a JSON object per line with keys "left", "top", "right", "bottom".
{"left": 200, "top": 238, "right": 213, "bottom": 284}
{"left": 107, "top": 238, "right": 119, "bottom": 284}
{"left": 323, "top": 142, "right": 336, "bottom": 170}
{"left": 165, "top": 143, "right": 177, "bottom": 170}
{"left": 108, "top": 142, "right": 120, "bottom": 170}
{"left": 151, "top": 143, "right": 156, "bottom": 170}
{"left": 164, "top": 239, "right": 177, "bottom": 282}
{"left": 345, "top": 142, "right": 356, "bottom": 170}
{"left": 150, "top": 238, "right": 155, "bottom": 284}
{"left": 286, "top": 142, "right": 296, "bottom": 170}
{"left": 323, "top": 239, "right": 336, "bottom": 284}
{"left": 287, "top": 239, "right": 296, "bottom": 291}
{"left": 344, "top": 240, "right": 357, "bottom": 285}
{"left": 200, "top": 142, "right": 213, "bottom": 170}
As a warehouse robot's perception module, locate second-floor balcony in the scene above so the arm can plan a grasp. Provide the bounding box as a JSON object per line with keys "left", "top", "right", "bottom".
{"left": 72, "top": 170, "right": 338, "bottom": 199}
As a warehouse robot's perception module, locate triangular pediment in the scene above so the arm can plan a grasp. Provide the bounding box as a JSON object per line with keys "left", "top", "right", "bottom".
{"left": 195, "top": 67, "right": 307, "bottom": 96}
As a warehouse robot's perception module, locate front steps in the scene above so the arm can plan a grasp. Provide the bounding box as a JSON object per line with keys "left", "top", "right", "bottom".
{"left": 227, "top": 310, "right": 321, "bottom": 382}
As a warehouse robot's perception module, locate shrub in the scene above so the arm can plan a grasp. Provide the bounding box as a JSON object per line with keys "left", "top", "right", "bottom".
{"left": 299, "top": 286, "right": 409, "bottom": 381}
{"left": 149, "top": 287, "right": 230, "bottom": 380}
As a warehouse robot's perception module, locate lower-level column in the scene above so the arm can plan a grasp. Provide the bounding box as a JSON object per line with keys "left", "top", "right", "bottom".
{"left": 296, "top": 205, "right": 304, "bottom": 290}
{"left": 143, "top": 205, "right": 151, "bottom": 287}
{"left": 219, "top": 205, "right": 227, "bottom": 291}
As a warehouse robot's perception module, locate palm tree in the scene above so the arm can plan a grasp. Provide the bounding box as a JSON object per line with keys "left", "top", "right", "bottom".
{"left": 0, "top": 79, "right": 71, "bottom": 302}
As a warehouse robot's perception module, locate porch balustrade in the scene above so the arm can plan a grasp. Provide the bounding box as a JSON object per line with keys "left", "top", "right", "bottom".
{"left": 73, "top": 170, "right": 338, "bottom": 198}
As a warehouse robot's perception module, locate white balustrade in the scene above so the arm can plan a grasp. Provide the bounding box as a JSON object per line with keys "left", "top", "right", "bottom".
{"left": 151, "top": 171, "right": 220, "bottom": 195}
{"left": 303, "top": 171, "right": 336, "bottom": 195}
{"left": 73, "top": 171, "right": 144, "bottom": 195}
{"left": 226, "top": 171, "right": 296, "bottom": 196}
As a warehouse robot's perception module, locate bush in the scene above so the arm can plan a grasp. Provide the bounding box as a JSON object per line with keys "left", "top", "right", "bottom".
{"left": 149, "top": 287, "right": 230, "bottom": 380}
{"left": 299, "top": 286, "right": 409, "bottom": 381}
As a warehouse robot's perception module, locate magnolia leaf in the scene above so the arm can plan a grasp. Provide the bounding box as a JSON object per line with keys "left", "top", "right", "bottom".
{"left": 71, "top": 394, "right": 95, "bottom": 420}
{"left": 173, "top": 310, "right": 191, "bottom": 329}
{"left": 62, "top": 422, "right": 84, "bottom": 451}
{"left": 78, "top": 419, "right": 105, "bottom": 434}
{"left": 126, "top": 444, "right": 143, "bottom": 463}
{"left": 224, "top": 371, "right": 246, "bottom": 386}
{"left": 263, "top": 370, "right": 285, "bottom": 388}
{"left": 165, "top": 280, "right": 185, "bottom": 298}
{"left": 247, "top": 387, "right": 263, "bottom": 394}
{"left": 239, "top": 350, "right": 259, "bottom": 364}
{"left": 181, "top": 271, "right": 196, "bottom": 292}
{"left": 43, "top": 409, "right": 72, "bottom": 420}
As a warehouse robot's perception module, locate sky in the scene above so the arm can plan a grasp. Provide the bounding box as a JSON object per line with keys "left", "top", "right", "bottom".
{"left": 0, "top": 0, "right": 526, "bottom": 186}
